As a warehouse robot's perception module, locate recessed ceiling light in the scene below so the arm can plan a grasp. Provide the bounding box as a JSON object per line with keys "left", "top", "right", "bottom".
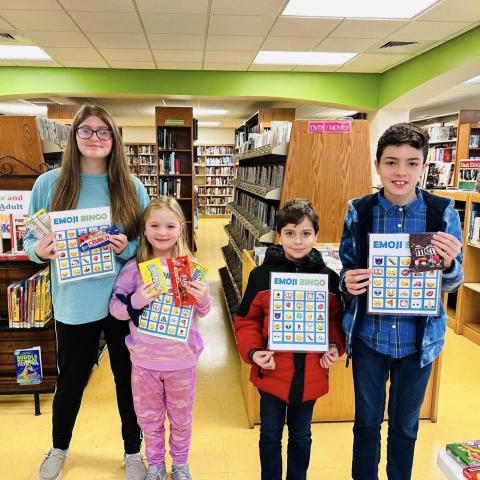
{"left": 254, "top": 51, "right": 356, "bottom": 65}
{"left": 198, "top": 121, "right": 220, "bottom": 127}
{"left": 465, "top": 75, "right": 480, "bottom": 84}
{"left": 282, "top": 0, "right": 438, "bottom": 19}
{"left": 0, "top": 45, "right": 51, "bottom": 60}
{"left": 193, "top": 108, "right": 227, "bottom": 116}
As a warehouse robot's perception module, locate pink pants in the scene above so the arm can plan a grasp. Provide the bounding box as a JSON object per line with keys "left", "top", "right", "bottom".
{"left": 131, "top": 364, "right": 197, "bottom": 466}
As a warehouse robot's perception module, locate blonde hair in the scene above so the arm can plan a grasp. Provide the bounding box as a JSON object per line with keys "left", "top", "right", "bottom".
{"left": 51, "top": 105, "right": 141, "bottom": 238}
{"left": 137, "top": 196, "right": 194, "bottom": 263}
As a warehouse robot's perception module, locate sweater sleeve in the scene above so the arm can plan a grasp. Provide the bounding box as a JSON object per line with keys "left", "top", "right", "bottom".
{"left": 109, "top": 259, "right": 142, "bottom": 320}
{"left": 194, "top": 279, "right": 212, "bottom": 317}
{"left": 116, "top": 176, "right": 151, "bottom": 262}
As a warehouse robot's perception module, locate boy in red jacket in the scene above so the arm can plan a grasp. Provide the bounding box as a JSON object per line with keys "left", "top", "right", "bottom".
{"left": 234, "top": 199, "right": 345, "bottom": 480}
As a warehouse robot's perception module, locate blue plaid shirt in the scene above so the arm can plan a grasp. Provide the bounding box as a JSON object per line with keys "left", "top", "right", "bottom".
{"left": 358, "top": 189, "right": 427, "bottom": 358}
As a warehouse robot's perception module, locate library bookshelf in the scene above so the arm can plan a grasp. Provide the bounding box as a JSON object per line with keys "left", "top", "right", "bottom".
{"left": 124, "top": 143, "right": 157, "bottom": 198}
{"left": 155, "top": 107, "right": 195, "bottom": 250}
{"left": 239, "top": 247, "right": 441, "bottom": 427}
{"left": 429, "top": 190, "right": 480, "bottom": 347}
{"left": 0, "top": 161, "right": 57, "bottom": 415}
{"left": 195, "top": 144, "right": 235, "bottom": 217}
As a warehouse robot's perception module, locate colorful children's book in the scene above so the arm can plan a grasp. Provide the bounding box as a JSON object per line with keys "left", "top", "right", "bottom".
{"left": 446, "top": 440, "right": 480, "bottom": 468}
{"left": 14, "top": 346, "right": 43, "bottom": 385}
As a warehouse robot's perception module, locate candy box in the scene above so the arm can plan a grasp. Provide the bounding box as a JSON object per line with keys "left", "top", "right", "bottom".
{"left": 464, "top": 465, "right": 480, "bottom": 480}
{"left": 191, "top": 261, "right": 208, "bottom": 281}
{"left": 167, "top": 255, "right": 195, "bottom": 307}
{"left": 409, "top": 232, "right": 443, "bottom": 272}
{"left": 138, "top": 258, "right": 168, "bottom": 294}
{"left": 77, "top": 225, "right": 119, "bottom": 252}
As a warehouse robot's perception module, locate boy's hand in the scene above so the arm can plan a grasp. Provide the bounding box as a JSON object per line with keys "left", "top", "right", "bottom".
{"left": 252, "top": 351, "right": 276, "bottom": 370}
{"left": 320, "top": 345, "right": 340, "bottom": 368}
{"left": 186, "top": 280, "right": 209, "bottom": 305}
{"left": 344, "top": 268, "right": 372, "bottom": 295}
{"left": 431, "top": 231, "right": 462, "bottom": 269}
{"left": 34, "top": 232, "right": 57, "bottom": 260}
{"left": 131, "top": 282, "right": 158, "bottom": 309}
{"left": 109, "top": 233, "right": 128, "bottom": 254}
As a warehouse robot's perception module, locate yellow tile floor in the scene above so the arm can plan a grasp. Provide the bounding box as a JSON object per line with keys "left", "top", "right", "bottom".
{"left": 1, "top": 218, "right": 480, "bottom": 479}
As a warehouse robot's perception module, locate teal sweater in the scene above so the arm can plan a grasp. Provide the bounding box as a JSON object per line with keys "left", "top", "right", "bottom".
{"left": 23, "top": 169, "right": 150, "bottom": 325}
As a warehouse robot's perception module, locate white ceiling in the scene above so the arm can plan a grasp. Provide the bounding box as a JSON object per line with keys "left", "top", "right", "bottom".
{"left": 0, "top": 0, "right": 479, "bottom": 126}
{"left": 0, "top": 0, "right": 478, "bottom": 72}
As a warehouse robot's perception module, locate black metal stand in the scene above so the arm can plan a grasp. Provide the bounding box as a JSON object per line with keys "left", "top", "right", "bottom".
{"left": 34, "top": 393, "right": 41, "bottom": 416}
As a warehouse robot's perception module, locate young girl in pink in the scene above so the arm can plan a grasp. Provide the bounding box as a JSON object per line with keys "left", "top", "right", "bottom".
{"left": 110, "top": 196, "right": 211, "bottom": 480}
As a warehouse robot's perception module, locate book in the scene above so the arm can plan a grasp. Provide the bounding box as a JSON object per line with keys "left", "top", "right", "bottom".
{"left": 9, "top": 214, "right": 28, "bottom": 253}
{"left": 14, "top": 346, "right": 43, "bottom": 385}
{"left": 446, "top": 440, "right": 480, "bottom": 469}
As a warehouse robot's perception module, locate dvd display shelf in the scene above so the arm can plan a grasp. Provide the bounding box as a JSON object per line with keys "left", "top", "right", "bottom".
{"left": 195, "top": 144, "right": 235, "bottom": 217}
{"left": 238, "top": 247, "right": 440, "bottom": 427}
{"left": 124, "top": 143, "right": 157, "bottom": 198}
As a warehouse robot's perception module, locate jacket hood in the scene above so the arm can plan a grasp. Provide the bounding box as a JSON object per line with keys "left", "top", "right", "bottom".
{"left": 263, "top": 245, "right": 326, "bottom": 272}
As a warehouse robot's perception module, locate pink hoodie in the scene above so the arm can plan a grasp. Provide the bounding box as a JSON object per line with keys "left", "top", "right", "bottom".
{"left": 109, "top": 258, "right": 211, "bottom": 371}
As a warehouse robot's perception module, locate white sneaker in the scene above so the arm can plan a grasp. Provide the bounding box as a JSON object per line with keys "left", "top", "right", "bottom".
{"left": 123, "top": 453, "right": 147, "bottom": 480}
{"left": 145, "top": 463, "right": 167, "bottom": 480}
{"left": 38, "top": 448, "right": 68, "bottom": 480}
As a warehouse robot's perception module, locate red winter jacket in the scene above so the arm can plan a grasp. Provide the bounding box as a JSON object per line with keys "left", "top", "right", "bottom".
{"left": 234, "top": 245, "right": 345, "bottom": 404}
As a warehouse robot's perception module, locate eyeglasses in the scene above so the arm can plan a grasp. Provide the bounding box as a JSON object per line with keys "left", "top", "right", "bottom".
{"left": 76, "top": 127, "right": 113, "bottom": 141}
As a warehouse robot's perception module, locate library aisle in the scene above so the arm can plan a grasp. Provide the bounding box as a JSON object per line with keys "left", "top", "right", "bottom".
{"left": 1, "top": 218, "right": 480, "bottom": 479}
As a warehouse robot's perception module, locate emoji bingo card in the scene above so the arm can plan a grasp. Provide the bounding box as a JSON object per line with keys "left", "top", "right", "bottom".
{"left": 137, "top": 262, "right": 194, "bottom": 343}
{"left": 49, "top": 207, "right": 116, "bottom": 284}
{"left": 368, "top": 233, "right": 441, "bottom": 315}
{"left": 268, "top": 272, "right": 329, "bottom": 352}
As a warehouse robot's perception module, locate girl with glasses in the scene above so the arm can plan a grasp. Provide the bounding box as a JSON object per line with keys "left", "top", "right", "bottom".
{"left": 23, "top": 105, "right": 151, "bottom": 480}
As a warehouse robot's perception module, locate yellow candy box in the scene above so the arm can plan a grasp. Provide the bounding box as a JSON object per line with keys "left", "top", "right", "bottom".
{"left": 138, "top": 258, "right": 168, "bottom": 294}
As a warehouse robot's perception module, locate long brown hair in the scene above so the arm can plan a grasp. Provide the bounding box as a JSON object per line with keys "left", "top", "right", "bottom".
{"left": 137, "top": 196, "right": 193, "bottom": 263}
{"left": 51, "top": 105, "right": 141, "bottom": 238}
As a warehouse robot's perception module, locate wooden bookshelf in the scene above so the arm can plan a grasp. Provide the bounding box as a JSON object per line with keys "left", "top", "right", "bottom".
{"left": 124, "top": 142, "right": 157, "bottom": 198}
{"left": 155, "top": 107, "right": 195, "bottom": 250}
{"left": 457, "top": 114, "right": 480, "bottom": 190}
{"left": 195, "top": 144, "right": 234, "bottom": 217}
{"left": 239, "top": 248, "right": 440, "bottom": 427}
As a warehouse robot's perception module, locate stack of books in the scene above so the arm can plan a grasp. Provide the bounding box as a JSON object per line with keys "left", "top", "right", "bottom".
{"left": 445, "top": 440, "right": 480, "bottom": 479}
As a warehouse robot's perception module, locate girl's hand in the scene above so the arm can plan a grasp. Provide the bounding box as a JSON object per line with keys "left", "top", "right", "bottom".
{"left": 320, "top": 345, "right": 340, "bottom": 369}
{"left": 131, "top": 282, "right": 158, "bottom": 309}
{"left": 34, "top": 232, "right": 57, "bottom": 260}
{"left": 186, "top": 280, "right": 209, "bottom": 305}
{"left": 109, "top": 233, "right": 128, "bottom": 255}
{"left": 432, "top": 231, "right": 462, "bottom": 269}
{"left": 344, "top": 268, "right": 372, "bottom": 295}
{"left": 252, "top": 351, "right": 276, "bottom": 370}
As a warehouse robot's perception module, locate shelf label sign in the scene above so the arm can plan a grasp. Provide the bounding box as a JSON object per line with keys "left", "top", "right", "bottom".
{"left": 308, "top": 120, "right": 352, "bottom": 134}
{"left": 165, "top": 119, "right": 185, "bottom": 126}
{"left": 0, "top": 190, "right": 31, "bottom": 213}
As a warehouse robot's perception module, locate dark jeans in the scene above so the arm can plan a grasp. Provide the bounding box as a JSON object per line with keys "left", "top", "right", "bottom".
{"left": 52, "top": 316, "right": 141, "bottom": 453}
{"left": 351, "top": 339, "right": 432, "bottom": 480}
{"left": 259, "top": 390, "right": 315, "bottom": 480}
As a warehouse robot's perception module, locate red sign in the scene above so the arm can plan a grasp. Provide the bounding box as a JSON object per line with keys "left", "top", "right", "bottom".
{"left": 308, "top": 120, "right": 352, "bottom": 134}
{"left": 460, "top": 160, "right": 480, "bottom": 168}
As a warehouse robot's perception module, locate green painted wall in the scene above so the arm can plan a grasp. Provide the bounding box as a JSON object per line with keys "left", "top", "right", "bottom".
{"left": 379, "top": 25, "right": 480, "bottom": 107}
{"left": 0, "top": 24, "right": 479, "bottom": 110}
{"left": 0, "top": 67, "right": 380, "bottom": 110}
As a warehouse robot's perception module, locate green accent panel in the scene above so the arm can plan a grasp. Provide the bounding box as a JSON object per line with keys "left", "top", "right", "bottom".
{"left": 379, "top": 25, "right": 480, "bottom": 107}
{"left": 0, "top": 67, "right": 380, "bottom": 110}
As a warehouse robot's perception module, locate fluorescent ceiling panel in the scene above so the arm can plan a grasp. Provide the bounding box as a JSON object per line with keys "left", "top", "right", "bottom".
{"left": 282, "top": 0, "right": 438, "bottom": 19}
{"left": 465, "top": 75, "right": 480, "bottom": 84}
{"left": 254, "top": 51, "right": 356, "bottom": 65}
{"left": 0, "top": 45, "right": 51, "bottom": 60}
{"left": 194, "top": 108, "right": 228, "bottom": 115}
{"left": 198, "top": 121, "right": 220, "bottom": 126}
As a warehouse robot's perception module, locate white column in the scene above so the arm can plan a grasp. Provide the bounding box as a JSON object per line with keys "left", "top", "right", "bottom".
{"left": 367, "top": 109, "right": 410, "bottom": 189}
